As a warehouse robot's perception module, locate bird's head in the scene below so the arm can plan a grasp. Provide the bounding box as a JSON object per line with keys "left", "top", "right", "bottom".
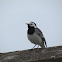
{"left": 26, "top": 22, "right": 37, "bottom": 29}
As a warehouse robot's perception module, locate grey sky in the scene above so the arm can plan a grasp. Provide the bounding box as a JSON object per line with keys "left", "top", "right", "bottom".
{"left": 0, "top": 0, "right": 62, "bottom": 53}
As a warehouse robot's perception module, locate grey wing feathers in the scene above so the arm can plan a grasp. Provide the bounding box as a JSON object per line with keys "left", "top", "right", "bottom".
{"left": 35, "top": 28, "right": 47, "bottom": 47}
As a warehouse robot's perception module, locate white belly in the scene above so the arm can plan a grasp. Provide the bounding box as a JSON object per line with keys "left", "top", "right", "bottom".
{"left": 27, "top": 33, "right": 42, "bottom": 45}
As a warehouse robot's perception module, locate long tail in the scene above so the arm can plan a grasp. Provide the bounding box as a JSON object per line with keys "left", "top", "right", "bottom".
{"left": 44, "top": 41, "right": 47, "bottom": 47}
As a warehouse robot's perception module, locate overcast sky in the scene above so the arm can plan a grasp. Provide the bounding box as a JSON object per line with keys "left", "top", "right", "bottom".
{"left": 0, "top": 0, "right": 62, "bottom": 53}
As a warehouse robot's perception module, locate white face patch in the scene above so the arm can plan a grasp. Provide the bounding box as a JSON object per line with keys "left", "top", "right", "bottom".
{"left": 29, "top": 22, "right": 37, "bottom": 28}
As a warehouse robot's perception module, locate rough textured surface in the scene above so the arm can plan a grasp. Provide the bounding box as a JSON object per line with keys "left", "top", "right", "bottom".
{"left": 0, "top": 46, "right": 62, "bottom": 62}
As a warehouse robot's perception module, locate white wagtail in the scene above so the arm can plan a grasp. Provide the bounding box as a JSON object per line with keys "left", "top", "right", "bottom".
{"left": 26, "top": 22, "right": 47, "bottom": 48}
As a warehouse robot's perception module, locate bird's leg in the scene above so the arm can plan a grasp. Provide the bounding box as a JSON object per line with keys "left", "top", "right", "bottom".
{"left": 37, "top": 45, "right": 39, "bottom": 48}
{"left": 32, "top": 44, "right": 36, "bottom": 49}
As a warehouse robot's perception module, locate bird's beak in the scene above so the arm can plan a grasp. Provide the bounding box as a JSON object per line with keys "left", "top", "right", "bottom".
{"left": 26, "top": 23, "right": 29, "bottom": 25}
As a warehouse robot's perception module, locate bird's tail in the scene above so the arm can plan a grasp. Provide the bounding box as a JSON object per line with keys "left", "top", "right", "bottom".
{"left": 40, "top": 41, "right": 47, "bottom": 48}
{"left": 44, "top": 41, "right": 47, "bottom": 47}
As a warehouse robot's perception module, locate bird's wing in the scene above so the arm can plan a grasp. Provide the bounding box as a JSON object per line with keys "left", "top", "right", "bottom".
{"left": 35, "top": 28, "right": 47, "bottom": 47}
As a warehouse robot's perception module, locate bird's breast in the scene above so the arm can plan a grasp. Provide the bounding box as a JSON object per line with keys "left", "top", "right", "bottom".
{"left": 27, "top": 33, "right": 42, "bottom": 45}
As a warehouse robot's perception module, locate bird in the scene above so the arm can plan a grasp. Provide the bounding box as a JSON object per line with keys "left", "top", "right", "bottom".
{"left": 26, "top": 22, "right": 47, "bottom": 49}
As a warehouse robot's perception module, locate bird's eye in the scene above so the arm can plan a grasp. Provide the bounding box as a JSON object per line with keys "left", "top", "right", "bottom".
{"left": 31, "top": 24, "right": 32, "bottom": 25}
